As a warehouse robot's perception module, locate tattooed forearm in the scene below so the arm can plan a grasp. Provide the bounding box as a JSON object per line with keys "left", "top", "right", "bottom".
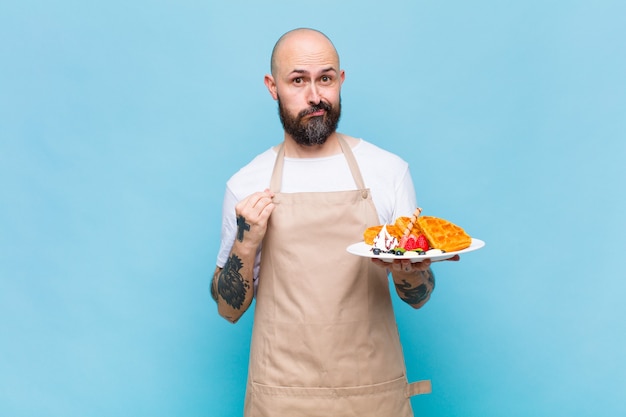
{"left": 217, "top": 254, "right": 249, "bottom": 309}
{"left": 394, "top": 270, "right": 435, "bottom": 306}
{"left": 210, "top": 275, "right": 218, "bottom": 302}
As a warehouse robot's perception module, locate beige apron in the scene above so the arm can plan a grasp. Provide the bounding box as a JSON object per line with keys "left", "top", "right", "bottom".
{"left": 244, "top": 136, "right": 431, "bottom": 417}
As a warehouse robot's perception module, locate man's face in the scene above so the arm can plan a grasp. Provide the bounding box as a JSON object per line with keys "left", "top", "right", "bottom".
{"left": 265, "top": 30, "right": 345, "bottom": 146}
{"left": 277, "top": 95, "right": 341, "bottom": 146}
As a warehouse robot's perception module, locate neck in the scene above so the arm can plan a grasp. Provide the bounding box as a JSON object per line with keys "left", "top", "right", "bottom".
{"left": 283, "top": 132, "right": 344, "bottom": 158}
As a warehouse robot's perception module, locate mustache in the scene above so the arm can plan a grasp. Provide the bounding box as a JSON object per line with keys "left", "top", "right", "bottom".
{"left": 299, "top": 101, "right": 332, "bottom": 118}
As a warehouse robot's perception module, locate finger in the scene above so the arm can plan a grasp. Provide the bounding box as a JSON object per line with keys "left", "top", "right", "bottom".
{"left": 249, "top": 192, "right": 272, "bottom": 209}
{"left": 240, "top": 192, "right": 273, "bottom": 215}
{"left": 259, "top": 200, "right": 275, "bottom": 219}
{"left": 395, "top": 260, "right": 413, "bottom": 272}
{"left": 388, "top": 260, "right": 402, "bottom": 272}
{"left": 370, "top": 258, "right": 388, "bottom": 269}
{"left": 410, "top": 258, "right": 431, "bottom": 271}
{"left": 371, "top": 259, "right": 396, "bottom": 272}
{"left": 434, "top": 255, "right": 460, "bottom": 262}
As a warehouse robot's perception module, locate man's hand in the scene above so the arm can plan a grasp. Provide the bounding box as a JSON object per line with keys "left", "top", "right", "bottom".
{"left": 371, "top": 255, "right": 460, "bottom": 309}
{"left": 234, "top": 189, "right": 275, "bottom": 247}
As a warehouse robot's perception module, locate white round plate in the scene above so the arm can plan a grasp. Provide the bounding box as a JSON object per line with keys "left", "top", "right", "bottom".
{"left": 346, "top": 238, "right": 486, "bottom": 263}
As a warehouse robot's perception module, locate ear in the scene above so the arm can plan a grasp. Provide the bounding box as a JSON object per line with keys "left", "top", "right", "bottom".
{"left": 264, "top": 74, "right": 278, "bottom": 100}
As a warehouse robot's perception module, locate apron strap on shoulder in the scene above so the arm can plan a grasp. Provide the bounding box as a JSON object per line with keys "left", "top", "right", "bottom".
{"left": 405, "top": 380, "right": 432, "bottom": 397}
{"left": 269, "top": 143, "right": 285, "bottom": 192}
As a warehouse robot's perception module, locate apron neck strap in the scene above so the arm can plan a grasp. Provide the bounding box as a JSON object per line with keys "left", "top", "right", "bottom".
{"left": 269, "top": 134, "right": 366, "bottom": 192}
{"left": 337, "top": 134, "right": 367, "bottom": 190}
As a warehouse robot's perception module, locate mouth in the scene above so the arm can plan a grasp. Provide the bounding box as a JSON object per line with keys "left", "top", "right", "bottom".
{"left": 307, "top": 109, "right": 326, "bottom": 117}
{"left": 301, "top": 102, "right": 331, "bottom": 119}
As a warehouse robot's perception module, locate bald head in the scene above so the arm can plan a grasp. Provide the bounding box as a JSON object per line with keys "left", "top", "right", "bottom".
{"left": 270, "top": 28, "right": 340, "bottom": 78}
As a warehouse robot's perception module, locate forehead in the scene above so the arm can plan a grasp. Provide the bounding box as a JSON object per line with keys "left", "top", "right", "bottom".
{"left": 273, "top": 32, "right": 339, "bottom": 76}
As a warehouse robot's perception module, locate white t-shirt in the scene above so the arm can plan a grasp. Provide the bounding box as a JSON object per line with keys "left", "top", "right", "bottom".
{"left": 216, "top": 139, "right": 418, "bottom": 279}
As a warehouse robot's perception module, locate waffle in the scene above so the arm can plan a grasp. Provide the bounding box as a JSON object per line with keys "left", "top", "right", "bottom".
{"left": 414, "top": 216, "right": 471, "bottom": 252}
{"left": 363, "top": 224, "right": 402, "bottom": 245}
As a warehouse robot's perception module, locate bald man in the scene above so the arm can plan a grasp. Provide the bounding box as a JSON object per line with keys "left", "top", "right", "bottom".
{"left": 212, "top": 28, "right": 446, "bottom": 416}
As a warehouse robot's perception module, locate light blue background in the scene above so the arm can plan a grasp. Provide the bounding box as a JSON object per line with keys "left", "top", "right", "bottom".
{"left": 1, "top": 1, "right": 624, "bottom": 416}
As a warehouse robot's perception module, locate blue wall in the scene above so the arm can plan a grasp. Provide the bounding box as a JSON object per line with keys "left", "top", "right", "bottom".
{"left": 1, "top": 1, "right": 624, "bottom": 416}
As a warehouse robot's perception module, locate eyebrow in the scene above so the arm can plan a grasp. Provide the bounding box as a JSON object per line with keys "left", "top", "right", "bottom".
{"left": 289, "top": 67, "right": 337, "bottom": 76}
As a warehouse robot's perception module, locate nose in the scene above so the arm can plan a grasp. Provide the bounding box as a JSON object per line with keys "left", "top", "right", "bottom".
{"left": 306, "top": 83, "right": 321, "bottom": 105}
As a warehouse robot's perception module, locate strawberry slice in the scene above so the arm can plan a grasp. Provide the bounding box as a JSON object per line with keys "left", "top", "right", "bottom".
{"left": 416, "top": 234, "right": 430, "bottom": 251}
{"left": 403, "top": 235, "right": 420, "bottom": 251}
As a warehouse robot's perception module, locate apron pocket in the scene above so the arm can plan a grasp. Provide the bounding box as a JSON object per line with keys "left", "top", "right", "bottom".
{"left": 246, "top": 377, "right": 415, "bottom": 417}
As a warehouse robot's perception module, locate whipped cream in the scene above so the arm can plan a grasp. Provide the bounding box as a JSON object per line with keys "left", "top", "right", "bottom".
{"left": 372, "top": 224, "right": 399, "bottom": 251}
{"left": 425, "top": 248, "right": 443, "bottom": 255}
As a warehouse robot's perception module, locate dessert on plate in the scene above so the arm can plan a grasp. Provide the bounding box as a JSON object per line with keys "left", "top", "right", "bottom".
{"left": 364, "top": 208, "right": 472, "bottom": 255}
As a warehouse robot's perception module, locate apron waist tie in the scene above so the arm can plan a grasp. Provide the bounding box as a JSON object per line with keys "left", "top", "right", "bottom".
{"left": 406, "top": 380, "right": 432, "bottom": 397}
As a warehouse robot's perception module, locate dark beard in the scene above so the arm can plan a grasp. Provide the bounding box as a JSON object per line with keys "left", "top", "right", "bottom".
{"left": 278, "top": 97, "right": 341, "bottom": 146}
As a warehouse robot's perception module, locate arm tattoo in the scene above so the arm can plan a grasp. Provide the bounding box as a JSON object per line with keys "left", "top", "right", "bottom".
{"left": 395, "top": 270, "right": 435, "bottom": 305}
{"left": 217, "top": 254, "right": 249, "bottom": 309}
{"left": 210, "top": 276, "right": 218, "bottom": 302}
{"left": 236, "top": 215, "right": 250, "bottom": 242}
{"left": 427, "top": 269, "right": 435, "bottom": 288}
{"left": 396, "top": 281, "right": 429, "bottom": 305}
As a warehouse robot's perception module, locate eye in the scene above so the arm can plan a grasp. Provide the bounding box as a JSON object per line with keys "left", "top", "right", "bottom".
{"left": 321, "top": 75, "right": 331, "bottom": 83}
{"left": 293, "top": 77, "right": 303, "bottom": 84}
